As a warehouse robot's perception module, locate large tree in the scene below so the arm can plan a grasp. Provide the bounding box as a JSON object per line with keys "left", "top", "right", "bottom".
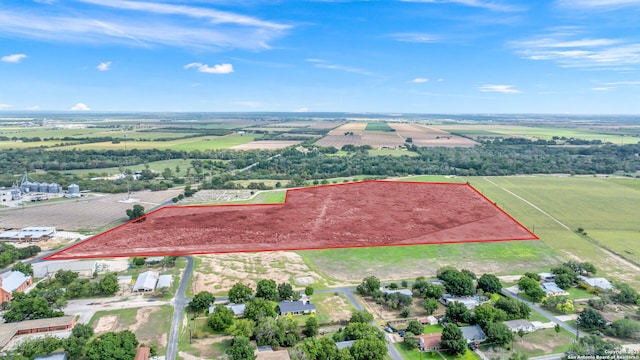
{"left": 406, "top": 320, "right": 424, "bottom": 335}
{"left": 256, "top": 279, "right": 278, "bottom": 301}
{"left": 477, "top": 274, "right": 502, "bottom": 294}
{"left": 356, "top": 276, "right": 381, "bottom": 296}
{"left": 578, "top": 307, "right": 607, "bottom": 331}
{"left": 350, "top": 310, "right": 374, "bottom": 324}
{"left": 350, "top": 336, "right": 387, "bottom": 360}
{"left": 422, "top": 297, "right": 439, "bottom": 315}
{"left": 445, "top": 301, "right": 469, "bottom": 324}
{"left": 277, "top": 282, "right": 295, "bottom": 301}
{"left": 227, "top": 319, "right": 255, "bottom": 338}
{"left": 440, "top": 324, "right": 466, "bottom": 355}
{"left": 228, "top": 283, "right": 253, "bottom": 304}
{"left": 226, "top": 336, "right": 256, "bottom": 360}
{"left": 125, "top": 204, "right": 145, "bottom": 221}
{"left": 485, "top": 322, "right": 514, "bottom": 348}
{"left": 244, "top": 297, "right": 277, "bottom": 321}
{"left": 85, "top": 330, "right": 139, "bottom": 360}
{"left": 189, "top": 291, "right": 215, "bottom": 316}
{"left": 208, "top": 305, "right": 235, "bottom": 331}
{"left": 304, "top": 316, "right": 319, "bottom": 337}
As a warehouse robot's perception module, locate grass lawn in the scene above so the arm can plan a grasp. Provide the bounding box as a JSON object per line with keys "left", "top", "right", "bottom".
{"left": 312, "top": 292, "right": 356, "bottom": 324}
{"left": 394, "top": 343, "right": 443, "bottom": 360}
{"left": 441, "top": 349, "right": 480, "bottom": 360}
{"left": 299, "top": 240, "right": 563, "bottom": 283}
{"left": 565, "top": 287, "right": 597, "bottom": 300}
{"left": 423, "top": 324, "right": 444, "bottom": 334}
{"left": 88, "top": 305, "right": 174, "bottom": 355}
{"left": 482, "top": 328, "right": 576, "bottom": 359}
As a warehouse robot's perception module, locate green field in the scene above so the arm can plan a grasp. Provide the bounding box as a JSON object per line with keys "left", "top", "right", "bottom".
{"left": 365, "top": 122, "right": 395, "bottom": 132}
{"left": 52, "top": 134, "right": 256, "bottom": 151}
{"left": 62, "top": 158, "right": 199, "bottom": 176}
{"left": 299, "top": 175, "right": 640, "bottom": 288}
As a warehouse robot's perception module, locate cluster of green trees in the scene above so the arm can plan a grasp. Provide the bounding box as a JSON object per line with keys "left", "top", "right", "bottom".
{"left": 2, "top": 270, "right": 119, "bottom": 322}
{"left": 436, "top": 267, "right": 476, "bottom": 297}
{"left": 0, "top": 244, "right": 40, "bottom": 268}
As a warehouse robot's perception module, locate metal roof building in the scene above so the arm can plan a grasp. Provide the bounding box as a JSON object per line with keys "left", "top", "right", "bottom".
{"left": 133, "top": 271, "right": 159, "bottom": 292}
{"left": 156, "top": 274, "right": 172, "bottom": 289}
{"left": 33, "top": 260, "right": 98, "bottom": 278}
{"left": 1, "top": 271, "right": 30, "bottom": 293}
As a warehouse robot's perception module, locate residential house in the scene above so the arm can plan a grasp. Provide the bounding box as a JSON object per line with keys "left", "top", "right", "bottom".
{"left": 538, "top": 273, "right": 556, "bottom": 282}
{"left": 134, "top": 347, "right": 151, "bottom": 360}
{"left": 459, "top": 325, "right": 486, "bottom": 343}
{"left": 34, "top": 354, "right": 68, "bottom": 360}
{"left": 278, "top": 300, "right": 316, "bottom": 316}
{"left": 541, "top": 282, "right": 569, "bottom": 296}
{"left": 335, "top": 340, "right": 356, "bottom": 351}
{"left": 144, "top": 257, "right": 164, "bottom": 264}
{"left": 440, "top": 294, "right": 483, "bottom": 310}
{"left": 255, "top": 346, "right": 291, "bottom": 360}
{"left": 0, "top": 270, "right": 32, "bottom": 303}
{"left": 382, "top": 288, "right": 413, "bottom": 297}
{"left": 417, "top": 333, "right": 442, "bottom": 351}
{"left": 578, "top": 276, "right": 613, "bottom": 291}
{"left": 504, "top": 319, "right": 535, "bottom": 333}
{"left": 156, "top": 274, "right": 173, "bottom": 289}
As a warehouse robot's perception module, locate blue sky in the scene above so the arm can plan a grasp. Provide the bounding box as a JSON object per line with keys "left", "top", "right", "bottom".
{"left": 1, "top": 0, "right": 640, "bottom": 113}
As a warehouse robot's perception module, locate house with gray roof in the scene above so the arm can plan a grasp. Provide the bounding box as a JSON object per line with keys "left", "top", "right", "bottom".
{"left": 541, "top": 282, "right": 569, "bottom": 296}
{"left": 504, "top": 319, "right": 535, "bottom": 333}
{"left": 335, "top": 340, "right": 356, "bottom": 350}
{"left": 0, "top": 271, "right": 32, "bottom": 303}
{"left": 578, "top": 276, "right": 613, "bottom": 291}
{"left": 156, "top": 274, "right": 173, "bottom": 289}
{"left": 278, "top": 300, "right": 316, "bottom": 316}
{"left": 133, "top": 271, "right": 159, "bottom": 292}
{"left": 459, "top": 325, "right": 486, "bottom": 343}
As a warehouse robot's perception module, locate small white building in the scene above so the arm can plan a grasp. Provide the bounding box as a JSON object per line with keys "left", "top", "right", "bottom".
{"left": 156, "top": 274, "right": 173, "bottom": 289}
{"left": 133, "top": 271, "right": 159, "bottom": 292}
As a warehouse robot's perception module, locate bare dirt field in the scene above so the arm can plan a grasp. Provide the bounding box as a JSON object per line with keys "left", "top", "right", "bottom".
{"left": 327, "top": 122, "right": 368, "bottom": 135}
{"left": 314, "top": 132, "right": 404, "bottom": 148}
{"left": 47, "top": 181, "right": 537, "bottom": 260}
{"left": 0, "top": 189, "right": 182, "bottom": 231}
{"left": 389, "top": 123, "right": 477, "bottom": 147}
{"left": 230, "top": 140, "right": 303, "bottom": 150}
{"left": 191, "top": 252, "right": 332, "bottom": 294}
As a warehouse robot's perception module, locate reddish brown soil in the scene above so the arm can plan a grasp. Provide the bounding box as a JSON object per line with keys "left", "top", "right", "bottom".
{"left": 46, "top": 181, "right": 537, "bottom": 260}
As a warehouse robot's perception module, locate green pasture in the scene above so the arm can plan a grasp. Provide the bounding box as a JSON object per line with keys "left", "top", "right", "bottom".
{"left": 52, "top": 134, "right": 256, "bottom": 151}
{"left": 397, "top": 175, "right": 465, "bottom": 183}
{"left": 490, "top": 126, "right": 636, "bottom": 143}
{"left": 365, "top": 122, "right": 395, "bottom": 132}
{"left": 219, "top": 190, "right": 286, "bottom": 205}
{"left": 0, "top": 140, "right": 73, "bottom": 149}
{"left": 299, "top": 240, "right": 563, "bottom": 283}
{"left": 465, "top": 176, "right": 640, "bottom": 286}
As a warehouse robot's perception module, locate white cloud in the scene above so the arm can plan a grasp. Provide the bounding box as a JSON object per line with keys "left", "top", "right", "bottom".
{"left": 478, "top": 84, "right": 521, "bottom": 93}
{"left": 389, "top": 32, "right": 439, "bottom": 43}
{"left": 184, "top": 62, "right": 234, "bottom": 74}
{"left": 27, "top": 105, "right": 41, "bottom": 110}
{"left": 96, "top": 61, "right": 111, "bottom": 71}
{"left": 604, "top": 81, "right": 640, "bottom": 85}
{"left": 411, "top": 78, "right": 429, "bottom": 83}
{"left": 71, "top": 102, "right": 91, "bottom": 111}
{"left": 591, "top": 87, "right": 612, "bottom": 91}
{"left": 293, "top": 107, "right": 309, "bottom": 112}
{"left": 0, "top": 104, "right": 12, "bottom": 109}
{"left": 1, "top": 53, "right": 27, "bottom": 63}
{"left": 306, "top": 59, "right": 375, "bottom": 77}
{"left": 437, "top": 78, "right": 445, "bottom": 82}
{"left": 558, "top": 0, "right": 640, "bottom": 9}
{"left": 0, "top": 0, "right": 290, "bottom": 51}
{"left": 512, "top": 29, "right": 640, "bottom": 70}
{"left": 400, "top": 0, "right": 523, "bottom": 12}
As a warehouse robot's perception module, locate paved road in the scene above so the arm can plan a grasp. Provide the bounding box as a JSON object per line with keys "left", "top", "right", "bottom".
{"left": 502, "top": 287, "right": 581, "bottom": 337}
{"left": 530, "top": 354, "right": 565, "bottom": 360}
{"left": 166, "top": 256, "right": 194, "bottom": 360}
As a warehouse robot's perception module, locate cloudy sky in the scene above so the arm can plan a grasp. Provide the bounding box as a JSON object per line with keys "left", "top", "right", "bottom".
{"left": 1, "top": 0, "right": 640, "bottom": 113}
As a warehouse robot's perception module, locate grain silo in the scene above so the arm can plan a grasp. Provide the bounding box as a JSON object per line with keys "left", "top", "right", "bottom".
{"left": 48, "top": 183, "right": 61, "bottom": 193}
{"left": 29, "top": 182, "right": 39, "bottom": 192}
{"left": 38, "top": 182, "right": 49, "bottom": 192}
{"left": 68, "top": 184, "right": 80, "bottom": 194}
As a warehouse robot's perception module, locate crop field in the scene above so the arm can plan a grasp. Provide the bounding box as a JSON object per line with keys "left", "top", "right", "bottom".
{"left": 327, "top": 122, "right": 367, "bottom": 135}
{"left": 45, "top": 181, "right": 536, "bottom": 260}
{"left": 52, "top": 134, "right": 257, "bottom": 151}
{"left": 62, "top": 158, "right": 200, "bottom": 176}
{"left": 365, "top": 122, "right": 395, "bottom": 132}
{"left": 389, "top": 123, "right": 477, "bottom": 147}
{"left": 437, "top": 124, "right": 639, "bottom": 143}
{"left": 230, "top": 140, "right": 302, "bottom": 150}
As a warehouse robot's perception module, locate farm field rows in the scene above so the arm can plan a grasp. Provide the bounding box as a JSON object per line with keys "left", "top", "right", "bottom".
{"left": 390, "top": 123, "right": 476, "bottom": 147}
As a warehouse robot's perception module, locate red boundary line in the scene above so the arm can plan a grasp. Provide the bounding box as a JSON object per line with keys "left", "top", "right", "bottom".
{"left": 44, "top": 180, "right": 538, "bottom": 261}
